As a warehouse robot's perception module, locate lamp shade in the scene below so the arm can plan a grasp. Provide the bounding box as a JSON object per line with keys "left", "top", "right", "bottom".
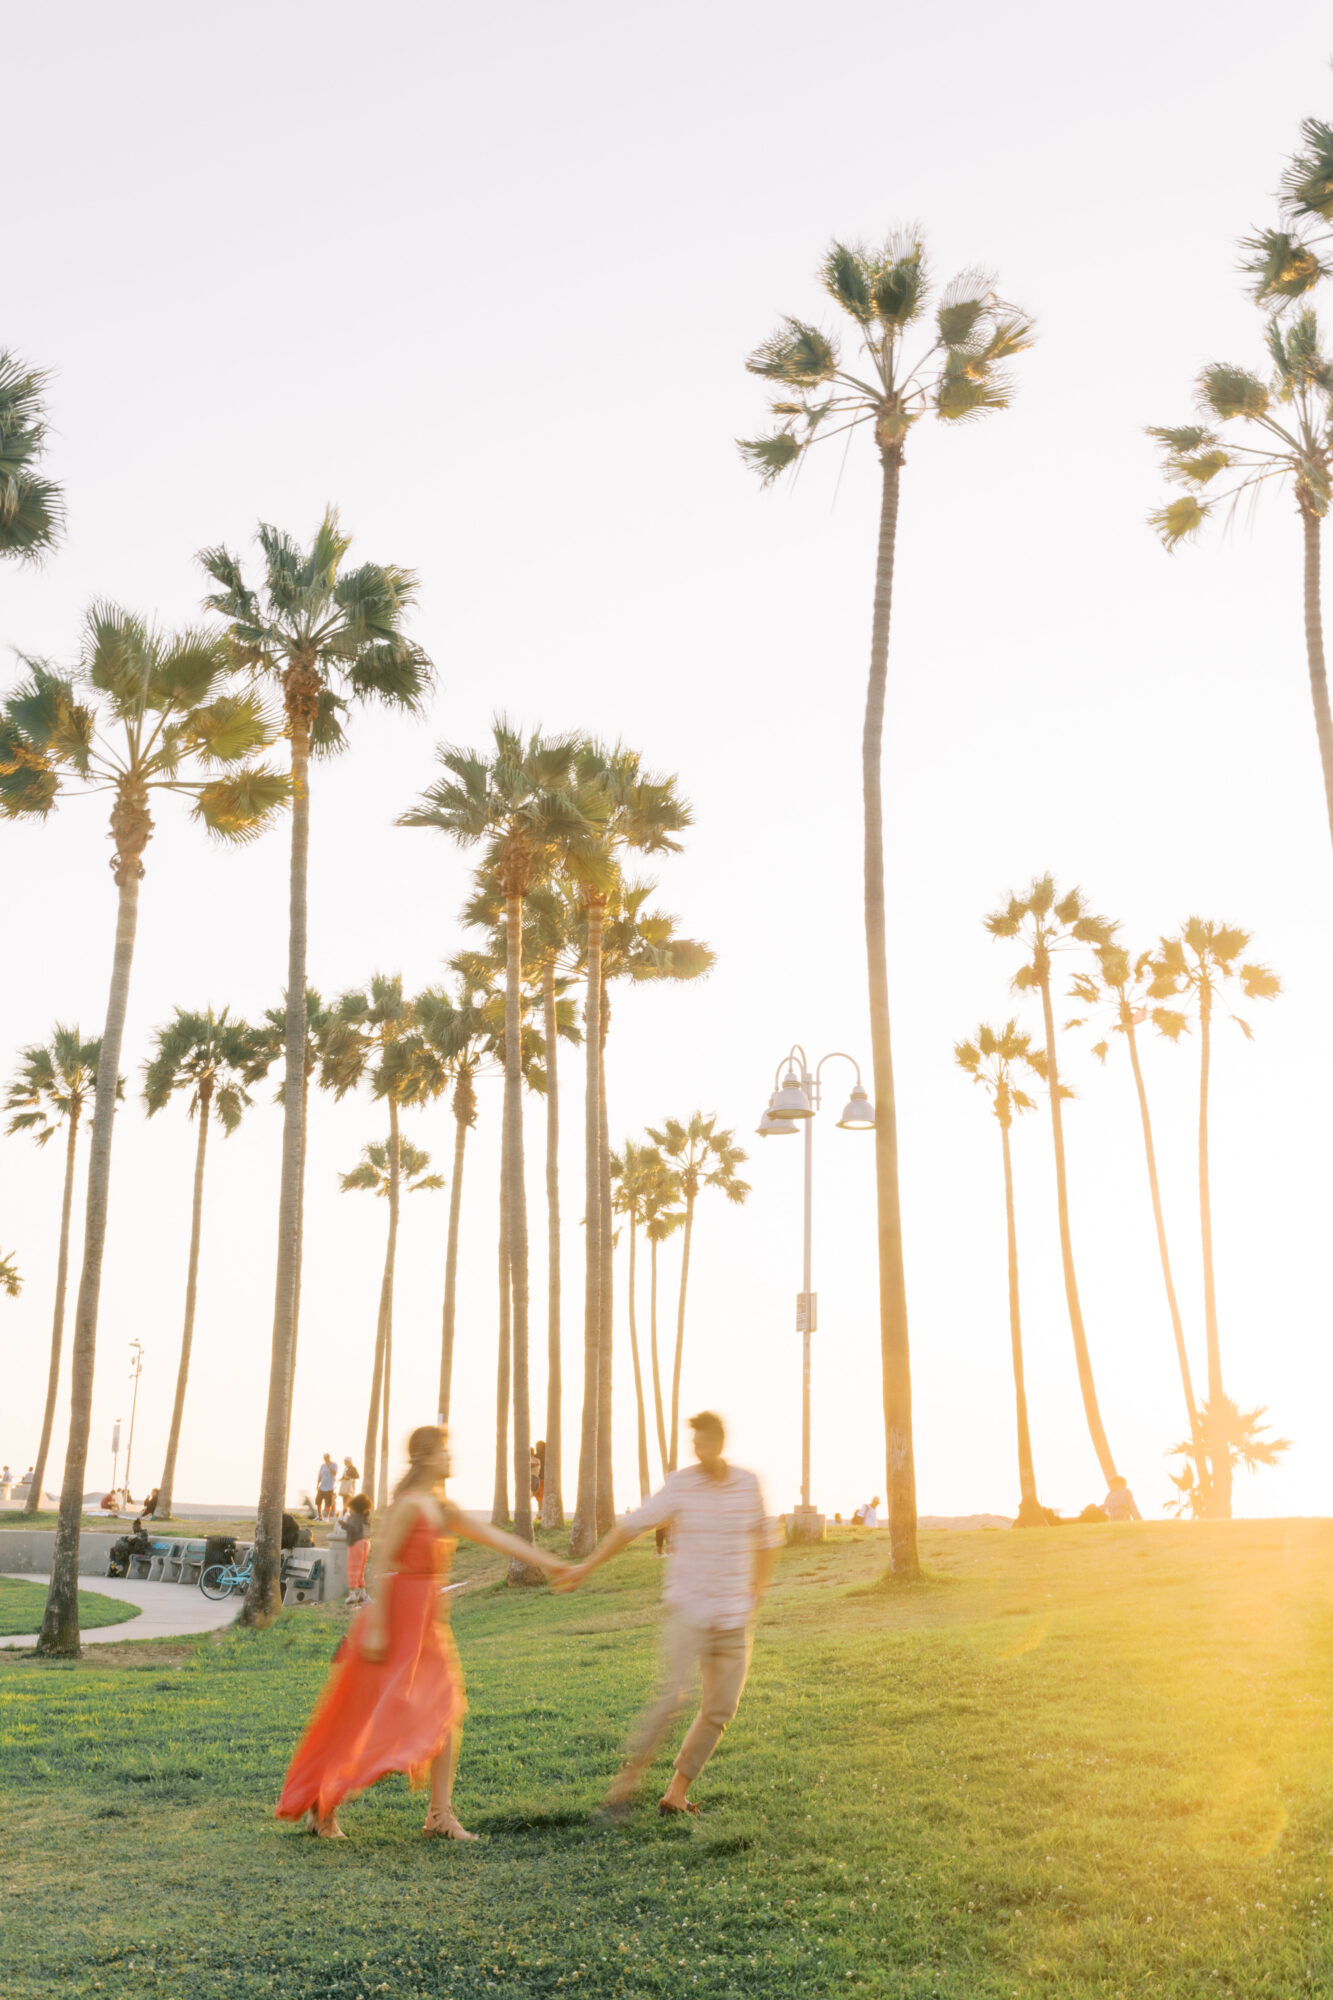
{"left": 836, "top": 1085, "right": 876, "bottom": 1130}
{"left": 770, "top": 1070, "right": 813, "bottom": 1119}
{"left": 757, "top": 1093, "right": 800, "bottom": 1137}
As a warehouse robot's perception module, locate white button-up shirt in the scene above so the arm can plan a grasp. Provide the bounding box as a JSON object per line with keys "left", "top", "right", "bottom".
{"left": 624, "top": 1464, "right": 776, "bottom": 1631}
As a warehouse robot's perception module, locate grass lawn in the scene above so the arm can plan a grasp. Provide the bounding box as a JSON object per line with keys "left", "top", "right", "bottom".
{"left": 0, "top": 1577, "right": 140, "bottom": 1637}
{"left": 2, "top": 1520, "right": 1331, "bottom": 1997}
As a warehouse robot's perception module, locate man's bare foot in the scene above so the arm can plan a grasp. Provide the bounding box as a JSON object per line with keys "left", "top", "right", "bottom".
{"left": 659, "top": 1775, "right": 694, "bottom": 1813}
{"left": 423, "top": 1807, "right": 478, "bottom": 1841}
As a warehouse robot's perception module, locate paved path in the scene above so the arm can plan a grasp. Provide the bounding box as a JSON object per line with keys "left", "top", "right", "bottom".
{"left": 1, "top": 1573, "right": 241, "bottom": 1650}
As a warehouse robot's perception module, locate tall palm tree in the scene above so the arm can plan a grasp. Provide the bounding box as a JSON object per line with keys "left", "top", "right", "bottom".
{"left": 1150, "top": 313, "right": 1333, "bottom": 861}
{"left": 0, "top": 350, "right": 63, "bottom": 561}
{"left": 954, "top": 1022, "right": 1048, "bottom": 1526}
{"left": 4, "top": 1030, "right": 109, "bottom": 1517}
{"left": 1067, "top": 947, "right": 1204, "bottom": 1489}
{"left": 742, "top": 235, "right": 1034, "bottom": 1579}
{"left": 610, "top": 1140, "right": 660, "bottom": 1500}
{"left": 401, "top": 722, "right": 606, "bottom": 1571}
{"left": 0, "top": 1252, "right": 20, "bottom": 1298}
{"left": 642, "top": 1156, "right": 684, "bottom": 1478}
{"left": 1147, "top": 921, "right": 1281, "bottom": 1519}
{"left": 0, "top": 615, "right": 283, "bottom": 1655}
{"left": 985, "top": 875, "right": 1119, "bottom": 1486}
{"left": 340, "top": 1134, "right": 443, "bottom": 1491}
{"left": 200, "top": 513, "right": 431, "bottom": 1625}
{"left": 319, "top": 975, "right": 420, "bottom": 1508}
{"left": 143, "top": 1007, "right": 261, "bottom": 1519}
{"left": 645, "top": 1113, "right": 750, "bottom": 1471}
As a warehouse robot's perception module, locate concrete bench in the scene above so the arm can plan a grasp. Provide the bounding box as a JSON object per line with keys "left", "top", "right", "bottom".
{"left": 281, "top": 1556, "right": 325, "bottom": 1606}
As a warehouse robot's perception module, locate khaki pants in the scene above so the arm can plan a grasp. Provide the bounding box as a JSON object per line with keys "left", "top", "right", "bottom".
{"left": 624, "top": 1611, "right": 753, "bottom": 1783}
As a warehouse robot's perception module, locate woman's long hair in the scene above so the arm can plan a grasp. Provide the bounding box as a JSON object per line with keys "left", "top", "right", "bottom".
{"left": 391, "top": 1424, "right": 447, "bottom": 1502}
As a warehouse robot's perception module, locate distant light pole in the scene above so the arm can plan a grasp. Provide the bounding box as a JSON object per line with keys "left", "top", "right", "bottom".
{"left": 757, "top": 1046, "right": 875, "bottom": 1541}
{"left": 122, "top": 1340, "right": 145, "bottom": 1503}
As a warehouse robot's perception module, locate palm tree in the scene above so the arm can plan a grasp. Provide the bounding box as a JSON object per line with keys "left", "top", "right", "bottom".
{"left": 0, "top": 350, "right": 63, "bottom": 560}
{"left": 642, "top": 1156, "right": 684, "bottom": 1478}
{"left": 0, "top": 1252, "right": 20, "bottom": 1298}
{"left": 200, "top": 512, "right": 431, "bottom": 1625}
{"left": 340, "top": 1135, "right": 444, "bottom": 1493}
{"left": 984, "top": 876, "right": 1119, "bottom": 1486}
{"left": 954, "top": 1022, "right": 1047, "bottom": 1527}
{"left": 610, "top": 1140, "right": 660, "bottom": 1500}
{"left": 645, "top": 1114, "right": 750, "bottom": 1471}
{"left": 143, "top": 1007, "right": 261, "bottom": 1519}
{"left": 1166, "top": 1397, "right": 1292, "bottom": 1518}
{"left": 1149, "top": 313, "right": 1333, "bottom": 860}
{"left": 1147, "top": 921, "right": 1281, "bottom": 1518}
{"left": 1067, "top": 947, "right": 1204, "bottom": 1489}
{"left": 319, "top": 976, "right": 420, "bottom": 1508}
{"left": 4, "top": 1030, "right": 110, "bottom": 1517}
{"left": 741, "top": 235, "right": 1034, "bottom": 1578}
{"left": 0, "top": 614, "right": 283, "bottom": 1655}
{"left": 401, "top": 722, "right": 606, "bottom": 1571}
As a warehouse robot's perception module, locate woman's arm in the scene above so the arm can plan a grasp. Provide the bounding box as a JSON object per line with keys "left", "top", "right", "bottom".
{"left": 442, "top": 1502, "right": 570, "bottom": 1577}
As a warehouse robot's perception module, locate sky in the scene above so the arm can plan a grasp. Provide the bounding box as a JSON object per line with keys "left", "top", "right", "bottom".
{"left": 4, "top": 0, "right": 1332, "bottom": 1526}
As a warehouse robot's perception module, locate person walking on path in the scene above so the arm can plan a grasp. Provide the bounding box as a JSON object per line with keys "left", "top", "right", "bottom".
{"left": 342, "top": 1491, "right": 373, "bottom": 1603}
{"left": 563, "top": 1410, "right": 777, "bottom": 1818}
{"left": 315, "top": 1453, "right": 337, "bottom": 1518}
{"left": 338, "top": 1457, "right": 359, "bottom": 1507}
{"left": 277, "top": 1424, "right": 570, "bottom": 1840}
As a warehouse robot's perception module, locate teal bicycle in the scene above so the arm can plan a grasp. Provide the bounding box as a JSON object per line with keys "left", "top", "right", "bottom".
{"left": 199, "top": 1553, "right": 251, "bottom": 1600}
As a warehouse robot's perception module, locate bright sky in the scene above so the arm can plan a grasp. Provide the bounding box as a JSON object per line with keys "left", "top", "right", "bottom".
{"left": 4, "top": 1, "right": 1332, "bottom": 1527}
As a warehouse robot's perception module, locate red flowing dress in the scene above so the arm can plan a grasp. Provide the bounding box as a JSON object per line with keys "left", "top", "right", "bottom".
{"left": 276, "top": 1512, "right": 466, "bottom": 1822}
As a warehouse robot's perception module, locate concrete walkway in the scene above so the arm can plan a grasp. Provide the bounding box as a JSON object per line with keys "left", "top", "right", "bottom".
{"left": 0, "top": 1573, "right": 242, "bottom": 1650}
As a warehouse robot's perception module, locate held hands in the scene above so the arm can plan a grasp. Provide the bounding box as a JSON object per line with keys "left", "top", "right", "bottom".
{"left": 551, "top": 1560, "right": 590, "bottom": 1594}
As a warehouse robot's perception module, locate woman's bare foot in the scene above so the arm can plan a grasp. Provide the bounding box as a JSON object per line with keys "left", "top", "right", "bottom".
{"left": 314, "top": 1814, "right": 347, "bottom": 1838}
{"left": 423, "top": 1807, "right": 477, "bottom": 1841}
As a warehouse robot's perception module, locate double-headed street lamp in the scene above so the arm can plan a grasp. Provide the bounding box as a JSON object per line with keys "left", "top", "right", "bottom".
{"left": 757, "top": 1046, "right": 875, "bottom": 1541}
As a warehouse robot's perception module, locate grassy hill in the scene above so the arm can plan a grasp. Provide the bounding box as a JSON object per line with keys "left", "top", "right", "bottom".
{"left": 1, "top": 1519, "right": 1330, "bottom": 1996}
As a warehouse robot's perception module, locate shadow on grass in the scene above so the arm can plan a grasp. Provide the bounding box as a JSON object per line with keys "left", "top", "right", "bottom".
{"left": 846, "top": 1566, "right": 958, "bottom": 1598}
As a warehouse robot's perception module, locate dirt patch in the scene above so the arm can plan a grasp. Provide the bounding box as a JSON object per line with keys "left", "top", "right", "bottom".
{"left": 0, "top": 1643, "right": 196, "bottom": 1670}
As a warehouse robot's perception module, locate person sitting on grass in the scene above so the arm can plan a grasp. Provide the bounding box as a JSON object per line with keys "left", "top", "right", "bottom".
{"left": 1103, "top": 1476, "right": 1142, "bottom": 1522}
{"left": 561, "top": 1410, "right": 778, "bottom": 1820}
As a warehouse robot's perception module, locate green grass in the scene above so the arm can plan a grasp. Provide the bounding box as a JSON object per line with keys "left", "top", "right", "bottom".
{"left": 0, "top": 1576, "right": 140, "bottom": 1636}
{"left": 2, "top": 1521, "right": 1332, "bottom": 1997}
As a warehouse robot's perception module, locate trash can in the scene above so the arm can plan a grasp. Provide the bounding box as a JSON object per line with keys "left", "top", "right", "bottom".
{"left": 203, "top": 1534, "right": 236, "bottom": 1572}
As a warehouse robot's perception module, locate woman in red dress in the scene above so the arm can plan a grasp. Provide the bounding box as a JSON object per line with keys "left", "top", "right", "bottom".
{"left": 277, "top": 1423, "right": 568, "bottom": 1840}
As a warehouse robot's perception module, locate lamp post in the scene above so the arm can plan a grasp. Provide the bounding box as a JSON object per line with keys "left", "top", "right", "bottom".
{"left": 122, "top": 1339, "right": 145, "bottom": 1505}
{"left": 757, "top": 1046, "right": 875, "bottom": 1542}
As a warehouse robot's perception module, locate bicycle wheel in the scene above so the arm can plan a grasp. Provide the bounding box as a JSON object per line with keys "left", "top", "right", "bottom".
{"left": 200, "top": 1564, "right": 233, "bottom": 1601}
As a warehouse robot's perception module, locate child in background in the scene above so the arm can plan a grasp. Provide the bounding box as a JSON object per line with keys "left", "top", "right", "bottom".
{"left": 343, "top": 1493, "right": 373, "bottom": 1604}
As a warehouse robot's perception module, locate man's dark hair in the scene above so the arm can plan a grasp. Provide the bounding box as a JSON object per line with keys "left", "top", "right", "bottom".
{"left": 689, "top": 1410, "right": 725, "bottom": 1441}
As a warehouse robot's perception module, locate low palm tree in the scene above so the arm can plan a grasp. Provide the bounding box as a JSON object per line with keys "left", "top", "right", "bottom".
{"left": 984, "top": 876, "right": 1119, "bottom": 1487}
{"left": 1149, "top": 313, "right": 1333, "bottom": 860}
{"left": 0, "top": 350, "right": 63, "bottom": 560}
{"left": 610, "top": 1140, "right": 660, "bottom": 1500}
{"left": 645, "top": 1114, "right": 750, "bottom": 1470}
{"left": 1148, "top": 921, "right": 1281, "bottom": 1518}
{"left": 642, "top": 1157, "right": 684, "bottom": 1478}
{"left": 1067, "top": 948, "right": 1203, "bottom": 1488}
{"left": 1165, "top": 1398, "right": 1292, "bottom": 1518}
{"left": 0, "top": 1252, "right": 20, "bottom": 1298}
{"left": 201, "top": 511, "right": 431, "bottom": 1627}
{"left": 4, "top": 1030, "right": 109, "bottom": 1516}
{"left": 0, "top": 615, "right": 283, "bottom": 1655}
{"left": 341, "top": 1135, "right": 444, "bottom": 1490}
{"left": 742, "top": 234, "right": 1034, "bottom": 1580}
{"left": 143, "top": 1007, "right": 261, "bottom": 1519}
{"left": 954, "top": 1022, "right": 1047, "bottom": 1526}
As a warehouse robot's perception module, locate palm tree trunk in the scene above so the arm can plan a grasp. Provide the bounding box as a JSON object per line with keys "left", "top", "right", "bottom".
{"left": 1197, "top": 984, "right": 1232, "bottom": 1518}
{"left": 242, "top": 705, "right": 312, "bottom": 1628}
{"left": 570, "top": 900, "right": 603, "bottom": 1555}
{"left": 281, "top": 1069, "right": 310, "bottom": 1481}
{"left": 363, "top": 1222, "right": 394, "bottom": 1502}
{"left": 595, "top": 996, "right": 614, "bottom": 1534}
{"left": 1124, "top": 1015, "right": 1204, "bottom": 1477}
{"left": 376, "top": 1101, "right": 402, "bottom": 1510}
{"left": 668, "top": 1194, "right": 694, "bottom": 1473}
{"left": 1300, "top": 509, "right": 1333, "bottom": 855}
{"left": 24, "top": 1104, "right": 80, "bottom": 1517}
{"left": 438, "top": 1105, "right": 469, "bottom": 1423}
{"left": 541, "top": 959, "right": 564, "bottom": 1528}
{"left": 1036, "top": 962, "right": 1118, "bottom": 1486}
{"left": 156, "top": 1083, "right": 212, "bottom": 1519}
{"left": 492, "top": 1156, "right": 511, "bottom": 1526}
{"left": 37, "top": 869, "right": 141, "bottom": 1656}
{"left": 504, "top": 888, "right": 539, "bottom": 1579}
{"left": 863, "top": 450, "right": 920, "bottom": 1579}
{"left": 1000, "top": 1113, "right": 1041, "bottom": 1523}
{"left": 649, "top": 1234, "right": 669, "bottom": 1477}
{"left": 626, "top": 1216, "right": 651, "bottom": 1500}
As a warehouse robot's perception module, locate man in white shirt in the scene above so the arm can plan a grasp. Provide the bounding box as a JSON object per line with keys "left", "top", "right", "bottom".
{"left": 565, "top": 1410, "right": 777, "bottom": 1816}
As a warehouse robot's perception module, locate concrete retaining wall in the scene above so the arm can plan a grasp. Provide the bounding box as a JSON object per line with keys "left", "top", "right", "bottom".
{"left": 0, "top": 1529, "right": 119, "bottom": 1576}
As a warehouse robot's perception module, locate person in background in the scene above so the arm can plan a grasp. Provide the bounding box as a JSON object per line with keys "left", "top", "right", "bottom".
{"left": 316, "top": 1454, "right": 337, "bottom": 1518}
{"left": 857, "top": 1496, "right": 881, "bottom": 1528}
{"left": 141, "top": 1486, "right": 161, "bottom": 1519}
{"left": 1103, "top": 1476, "right": 1142, "bottom": 1522}
{"left": 339, "top": 1457, "right": 360, "bottom": 1508}
{"left": 562, "top": 1410, "right": 778, "bottom": 1819}
{"left": 281, "top": 1510, "right": 303, "bottom": 1551}
{"left": 531, "top": 1441, "right": 545, "bottom": 1509}
{"left": 342, "top": 1492, "right": 373, "bottom": 1603}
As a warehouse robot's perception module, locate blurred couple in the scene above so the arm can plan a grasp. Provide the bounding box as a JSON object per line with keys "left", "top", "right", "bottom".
{"left": 276, "top": 1412, "right": 776, "bottom": 1840}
